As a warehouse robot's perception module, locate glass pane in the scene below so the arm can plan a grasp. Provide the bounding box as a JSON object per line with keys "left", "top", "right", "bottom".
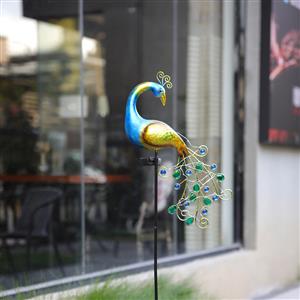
{"left": 184, "top": 0, "right": 234, "bottom": 252}
{"left": 83, "top": 2, "right": 140, "bottom": 272}
{"left": 83, "top": 0, "right": 184, "bottom": 272}
{"left": 0, "top": 0, "right": 81, "bottom": 289}
{"left": 82, "top": 0, "right": 235, "bottom": 273}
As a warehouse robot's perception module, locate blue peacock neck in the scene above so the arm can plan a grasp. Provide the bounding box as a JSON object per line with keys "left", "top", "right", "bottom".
{"left": 127, "top": 82, "right": 154, "bottom": 119}
{"left": 125, "top": 82, "right": 154, "bottom": 146}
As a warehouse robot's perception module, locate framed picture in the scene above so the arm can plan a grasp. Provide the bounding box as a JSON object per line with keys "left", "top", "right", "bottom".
{"left": 260, "top": 0, "right": 300, "bottom": 146}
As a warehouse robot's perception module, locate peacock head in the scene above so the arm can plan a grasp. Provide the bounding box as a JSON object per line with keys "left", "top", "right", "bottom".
{"left": 153, "top": 70, "right": 173, "bottom": 106}
{"left": 150, "top": 83, "right": 167, "bottom": 106}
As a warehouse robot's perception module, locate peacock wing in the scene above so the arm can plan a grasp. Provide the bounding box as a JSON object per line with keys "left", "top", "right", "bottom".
{"left": 141, "top": 121, "right": 188, "bottom": 156}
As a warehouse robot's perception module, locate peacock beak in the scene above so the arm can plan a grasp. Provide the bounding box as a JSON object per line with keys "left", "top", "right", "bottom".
{"left": 161, "top": 93, "right": 166, "bottom": 106}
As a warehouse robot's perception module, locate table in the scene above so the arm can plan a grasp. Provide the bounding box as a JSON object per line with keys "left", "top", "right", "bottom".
{"left": 0, "top": 174, "right": 131, "bottom": 184}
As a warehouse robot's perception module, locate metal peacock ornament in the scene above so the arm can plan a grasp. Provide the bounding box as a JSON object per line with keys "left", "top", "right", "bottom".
{"left": 125, "top": 71, "right": 232, "bottom": 229}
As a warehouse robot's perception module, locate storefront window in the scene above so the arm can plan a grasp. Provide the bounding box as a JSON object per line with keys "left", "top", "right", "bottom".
{"left": 0, "top": 0, "right": 236, "bottom": 291}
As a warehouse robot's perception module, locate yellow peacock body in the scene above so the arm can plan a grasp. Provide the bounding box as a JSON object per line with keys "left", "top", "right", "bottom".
{"left": 125, "top": 71, "right": 232, "bottom": 228}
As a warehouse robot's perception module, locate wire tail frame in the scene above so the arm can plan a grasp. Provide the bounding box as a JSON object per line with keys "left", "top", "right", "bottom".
{"left": 159, "top": 132, "right": 232, "bottom": 229}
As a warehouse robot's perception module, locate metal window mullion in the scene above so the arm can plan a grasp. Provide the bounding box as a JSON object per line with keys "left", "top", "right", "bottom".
{"left": 79, "top": 0, "right": 86, "bottom": 274}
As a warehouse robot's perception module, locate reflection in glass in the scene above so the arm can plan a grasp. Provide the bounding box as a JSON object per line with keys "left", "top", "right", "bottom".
{"left": 0, "top": 1, "right": 82, "bottom": 289}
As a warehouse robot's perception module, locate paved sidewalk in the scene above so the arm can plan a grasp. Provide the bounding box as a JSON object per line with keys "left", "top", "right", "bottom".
{"left": 261, "top": 285, "right": 300, "bottom": 299}
{"left": 271, "top": 285, "right": 300, "bottom": 299}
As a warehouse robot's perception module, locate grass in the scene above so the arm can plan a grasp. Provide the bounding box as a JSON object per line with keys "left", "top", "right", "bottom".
{"left": 73, "top": 276, "right": 212, "bottom": 300}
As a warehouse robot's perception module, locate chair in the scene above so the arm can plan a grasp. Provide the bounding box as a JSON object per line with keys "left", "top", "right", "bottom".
{"left": 135, "top": 161, "right": 174, "bottom": 260}
{"left": 136, "top": 202, "right": 172, "bottom": 261}
{"left": 0, "top": 187, "right": 64, "bottom": 276}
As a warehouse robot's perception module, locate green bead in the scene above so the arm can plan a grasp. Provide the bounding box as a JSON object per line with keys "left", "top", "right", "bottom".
{"left": 168, "top": 205, "right": 177, "bottom": 215}
{"left": 203, "top": 197, "right": 212, "bottom": 206}
{"left": 216, "top": 173, "right": 225, "bottom": 181}
{"left": 189, "top": 192, "right": 197, "bottom": 202}
{"left": 196, "top": 163, "right": 203, "bottom": 172}
{"left": 172, "top": 170, "right": 181, "bottom": 179}
{"left": 193, "top": 183, "right": 200, "bottom": 192}
{"left": 185, "top": 217, "right": 194, "bottom": 225}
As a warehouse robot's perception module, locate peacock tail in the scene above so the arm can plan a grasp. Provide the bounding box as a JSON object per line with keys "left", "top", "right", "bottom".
{"left": 159, "top": 133, "right": 232, "bottom": 229}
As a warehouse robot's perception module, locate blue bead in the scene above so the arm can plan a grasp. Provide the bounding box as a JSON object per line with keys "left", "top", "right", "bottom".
{"left": 184, "top": 201, "right": 190, "bottom": 207}
{"left": 202, "top": 208, "right": 208, "bottom": 215}
{"left": 185, "top": 169, "right": 192, "bottom": 176}
{"left": 199, "top": 148, "right": 206, "bottom": 155}
{"left": 204, "top": 186, "right": 209, "bottom": 193}
{"left": 160, "top": 169, "right": 167, "bottom": 176}
{"left": 212, "top": 194, "right": 219, "bottom": 201}
{"left": 210, "top": 163, "right": 217, "bottom": 171}
{"left": 174, "top": 183, "right": 180, "bottom": 190}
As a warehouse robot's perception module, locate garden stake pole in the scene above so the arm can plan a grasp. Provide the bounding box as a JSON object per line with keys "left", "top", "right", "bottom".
{"left": 154, "top": 150, "right": 158, "bottom": 300}
{"left": 140, "top": 153, "right": 160, "bottom": 300}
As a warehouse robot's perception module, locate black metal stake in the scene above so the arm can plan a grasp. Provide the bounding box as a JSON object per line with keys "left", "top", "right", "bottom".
{"left": 140, "top": 152, "right": 160, "bottom": 300}
{"left": 154, "top": 150, "right": 158, "bottom": 300}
